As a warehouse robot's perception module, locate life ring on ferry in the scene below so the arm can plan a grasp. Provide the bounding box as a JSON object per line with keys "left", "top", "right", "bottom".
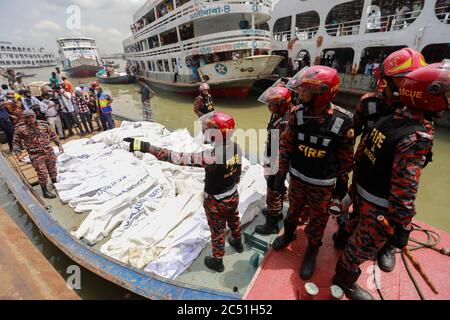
{"left": 316, "top": 36, "right": 324, "bottom": 48}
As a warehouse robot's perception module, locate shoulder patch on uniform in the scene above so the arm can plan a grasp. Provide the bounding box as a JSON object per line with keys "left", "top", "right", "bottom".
{"left": 333, "top": 104, "right": 353, "bottom": 120}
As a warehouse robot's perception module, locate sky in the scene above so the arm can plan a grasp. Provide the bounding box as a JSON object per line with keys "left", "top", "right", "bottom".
{"left": 0, "top": 0, "right": 147, "bottom": 55}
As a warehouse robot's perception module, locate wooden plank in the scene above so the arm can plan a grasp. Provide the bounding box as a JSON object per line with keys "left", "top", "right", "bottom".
{"left": 0, "top": 208, "right": 80, "bottom": 300}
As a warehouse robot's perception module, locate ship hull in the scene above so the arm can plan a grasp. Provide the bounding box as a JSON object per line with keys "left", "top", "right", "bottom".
{"left": 64, "top": 65, "right": 102, "bottom": 78}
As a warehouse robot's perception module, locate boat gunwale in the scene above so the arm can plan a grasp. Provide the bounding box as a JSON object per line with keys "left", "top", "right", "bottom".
{"left": 0, "top": 146, "right": 240, "bottom": 300}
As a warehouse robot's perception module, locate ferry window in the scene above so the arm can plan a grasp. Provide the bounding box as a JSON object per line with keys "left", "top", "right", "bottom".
{"left": 257, "top": 23, "right": 270, "bottom": 32}
{"left": 295, "top": 11, "right": 320, "bottom": 40}
{"left": 366, "top": 0, "right": 424, "bottom": 33}
{"left": 175, "top": 0, "right": 190, "bottom": 7}
{"left": 180, "top": 23, "right": 195, "bottom": 41}
{"left": 325, "top": 0, "right": 364, "bottom": 37}
{"left": 422, "top": 43, "right": 450, "bottom": 63}
{"left": 147, "top": 61, "right": 152, "bottom": 71}
{"left": 148, "top": 35, "right": 160, "bottom": 49}
{"left": 163, "top": 59, "right": 170, "bottom": 72}
{"left": 140, "top": 61, "right": 146, "bottom": 71}
{"left": 160, "top": 28, "right": 179, "bottom": 46}
{"left": 273, "top": 16, "right": 292, "bottom": 42}
{"left": 157, "top": 60, "right": 164, "bottom": 72}
{"left": 156, "top": 0, "right": 175, "bottom": 19}
{"left": 435, "top": 0, "right": 450, "bottom": 24}
{"left": 321, "top": 48, "right": 355, "bottom": 74}
{"left": 359, "top": 45, "right": 406, "bottom": 74}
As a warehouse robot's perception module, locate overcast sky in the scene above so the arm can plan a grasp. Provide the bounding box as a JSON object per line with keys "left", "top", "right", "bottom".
{"left": 0, "top": 0, "right": 146, "bottom": 55}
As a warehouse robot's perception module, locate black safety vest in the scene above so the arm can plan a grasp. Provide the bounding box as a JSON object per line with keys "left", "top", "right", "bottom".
{"left": 356, "top": 114, "right": 425, "bottom": 207}
{"left": 198, "top": 94, "right": 215, "bottom": 115}
{"left": 290, "top": 104, "right": 353, "bottom": 186}
{"left": 204, "top": 142, "right": 242, "bottom": 196}
{"left": 266, "top": 112, "right": 289, "bottom": 158}
{"left": 359, "top": 93, "right": 399, "bottom": 137}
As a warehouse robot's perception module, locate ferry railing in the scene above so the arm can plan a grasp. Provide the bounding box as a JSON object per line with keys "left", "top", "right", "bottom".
{"left": 435, "top": 5, "right": 450, "bottom": 24}
{"left": 127, "top": 0, "right": 272, "bottom": 43}
{"left": 294, "top": 26, "right": 320, "bottom": 41}
{"left": 365, "top": 9, "right": 423, "bottom": 33}
{"left": 125, "top": 29, "right": 271, "bottom": 58}
{"left": 273, "top": 31, "right": 291, "bottom": 42}
{"left": 325, "top": 19, "right": 361, "bottom": 37}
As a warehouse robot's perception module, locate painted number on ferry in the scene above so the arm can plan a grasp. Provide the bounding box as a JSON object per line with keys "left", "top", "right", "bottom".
{"left": 190, "top": 5, "right": 231, "bottom": 20}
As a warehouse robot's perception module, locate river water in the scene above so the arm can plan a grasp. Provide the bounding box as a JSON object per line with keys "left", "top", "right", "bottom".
{"left": 1, "top": 62, "right": 449, "bottom": 298}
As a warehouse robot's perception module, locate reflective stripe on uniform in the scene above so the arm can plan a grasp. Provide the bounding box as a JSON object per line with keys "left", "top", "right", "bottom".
{"left": 330, "top": 118, "right": 344, "bottom": 134}
{"left": 272, "top": 117, "right": 283, "bottom": 128}
{"left": 205, "top": 185, "right": 238, "bottom": 200}
{"left": 134, "top": 139, "right": 141, "bottom": 152}
{"left": 368, "top": 102, "right": 377, "bottom": 115}
{"left": 310, "top": 136, "right": 318, "bottom": 144}
{"left": 298, "top": 132, "right": 305, "bottom": 141}
{"left": 289, "top": 167, "right": 337, "bottom": 186}
{"left": 356, "top": 183, "right": 389, "bottom": 208}
{"left": 296, "top": 111, "right": 304, "bottom": 125}
{"left": 323, "top": 138, "right": 331, "bottom": 147}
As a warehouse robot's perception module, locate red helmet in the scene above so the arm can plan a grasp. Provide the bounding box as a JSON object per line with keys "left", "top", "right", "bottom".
{"left": 381, "top": 48, "right": 427, "bottom": 78}
{"left": 258, "top": 86, "right": 292, "bottom": 115}
{"left": 90, "top": 80, "right": 99, "bottom": 87}
{"left": 399, "top": 60, "right": 450, "bottom": 113}
{"left": 287, "top": 66, "right": 340, "bottom": 108}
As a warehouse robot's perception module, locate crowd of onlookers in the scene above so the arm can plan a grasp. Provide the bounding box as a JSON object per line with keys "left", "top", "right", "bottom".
{"left": 0, "top": 67, "right": 116, "bottom": 153}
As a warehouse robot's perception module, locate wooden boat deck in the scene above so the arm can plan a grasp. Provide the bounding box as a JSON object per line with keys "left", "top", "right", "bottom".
{"left": 0, "top": 208, "right": 80, "bottom": 300}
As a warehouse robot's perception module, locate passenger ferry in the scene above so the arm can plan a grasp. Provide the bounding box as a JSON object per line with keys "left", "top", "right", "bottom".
{"left": 269, "top": 0, "right": 450, "bottom": 126}
{"left": 57, "top": 37, "right": 102, "bottom": 78}
{"left": 0, "top": 41, "right": 57, "bottom": 69}
{"left": 123, "top": 0, "right": 283, "bottom": 98}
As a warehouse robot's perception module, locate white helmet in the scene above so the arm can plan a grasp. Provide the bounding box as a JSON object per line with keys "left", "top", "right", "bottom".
{"left": 199, "top": 83, "right": 210, "bottom": 92}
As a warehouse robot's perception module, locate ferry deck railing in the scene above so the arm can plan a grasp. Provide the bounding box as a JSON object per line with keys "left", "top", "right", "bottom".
{"left": 294, "top": 26, "right": 320, "bottom": 41}
{"left": 365, "top": 9, "right": 423, "bottom": 33}
{"left": 127, "top": 0, "right": 273, "bottom": 43}
{"left": 126, "top": 29, "right": 271, "bottom": 59}
{"left": 325, "top": 19, "right": 361, "bottom": 37}
{"left": 435, "top": 5, "right": 450, "bottom": 24}
{"left": 273, "top": 31, "right": 291, "bottom": 42}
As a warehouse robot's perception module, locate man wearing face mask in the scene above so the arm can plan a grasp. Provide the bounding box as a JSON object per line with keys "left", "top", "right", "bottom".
{"left": 271, "top": 66, "right": 355, "bottom": 281}
{"left": 13, "top": 110, "right": 64, "bottom": 199}
{"left": 255, "top": 85, "right": 292, "bottom": 235}
{"left": 333, "top": 61, "right": 449, "bottom": 300}
{"left": 334, "top": 48, "right": 430, "bottom": 273}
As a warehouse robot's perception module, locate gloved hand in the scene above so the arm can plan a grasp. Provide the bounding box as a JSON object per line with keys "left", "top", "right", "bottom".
{"left": 333, "top": 179, "right": 348, "bottom": 200}
{"left": 123, "top": 137, "right": 150, "bottom": 153}
{"left": 390, "top": 223, "right": 412, "bottom": 249}
{"left": 271, "top": 173, "right": 286, "bottom": 193}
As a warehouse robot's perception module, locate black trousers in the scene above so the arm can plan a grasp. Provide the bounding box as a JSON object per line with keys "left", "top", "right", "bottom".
{"left": 78, "top": 112, "right": 94, "bottom": 133}
{"left": 62, "top": 112, "right": 84, "bottom": 135}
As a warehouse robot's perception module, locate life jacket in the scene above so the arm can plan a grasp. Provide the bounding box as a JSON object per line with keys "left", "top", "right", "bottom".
{"left": 355, "top": 114, "right": 426, "bottom": 208}
{"left": 204, "top": 142, "right": 242, "bottom": 198}
{"left": 265, "top": 112, "right": 289, "bottom": 158}
{"left": 96, "top": 91, "right": 112, "bottom": 114}
{"left": 289, "top": 104, "right": 353, "bottom": 187}
{"left": 197, "top": 94, "right": 215, "bottom": 115}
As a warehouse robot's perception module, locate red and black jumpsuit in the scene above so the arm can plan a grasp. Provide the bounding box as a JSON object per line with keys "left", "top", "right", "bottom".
{"left": 144, "top": 142, "right": 242, "bottom": 259}
{"left": 279, "top": 104, "right": 355, "bottom": 246}
{"left": 340, "top": 107, "right": 434, "bottom": 272}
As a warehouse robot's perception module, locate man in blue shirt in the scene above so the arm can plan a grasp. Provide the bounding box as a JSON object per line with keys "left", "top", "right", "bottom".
{"left": 0, "top": 100, "right": 14, "bottom": 152}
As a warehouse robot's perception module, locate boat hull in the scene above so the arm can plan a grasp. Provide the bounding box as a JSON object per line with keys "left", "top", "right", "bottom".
{"left": 97, "top": 75, "right": 136, "bottom": 85}
{"left": 64, "top": 65, "right": 102, "bottom": 78}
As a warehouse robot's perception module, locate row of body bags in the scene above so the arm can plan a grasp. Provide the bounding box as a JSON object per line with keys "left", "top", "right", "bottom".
{"left": 53, "top": 121, "right": 267, "bottom": 280}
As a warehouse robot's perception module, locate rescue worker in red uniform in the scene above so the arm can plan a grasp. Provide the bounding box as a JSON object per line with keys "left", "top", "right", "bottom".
{"left": 333, "top": 61, "right": 449, "bottom": 300}
{"left": 271, "top": 66, "right": 355, "bottom": 280}
{"left": 255, "top": 86, "right": 292, "bottom": 235}
{"left": 124, "top": 112, "right": 242, "bottom": 273}
{"left": 194, "top": 83, "right": 215, "bottom": 117}
{"left": 334, "top": 48, "right": 429, "bottom": 273}
{"left": 13, "top": 109, "right": 64, "bottom": 199}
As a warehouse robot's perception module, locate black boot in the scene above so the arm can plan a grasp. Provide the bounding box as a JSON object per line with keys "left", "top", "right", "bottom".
{"left": 204, "top": 256, "right": 224, "bottom": 273}
{"left": 300, "top": 243, "right": 320, "bottom": 280}
{"left": 255, "top": 214, "right": 282, "bottom": 235}
{"left": 332, "top": 259, "right": 374, "bottom": 300}
{"left": 41, "top": 185, "right": 57, "bottom": 199}
{"left": 332, "top": 225, "right": 352, "bottom": 250}
{"left": 377, "top": 244, "right": 397, "bottom": 273}
{"left": 272, "top": 222, "right": 297, "bottom": 251}
{"left": 228, "top": 236, "right": 244, "bottom": 253}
